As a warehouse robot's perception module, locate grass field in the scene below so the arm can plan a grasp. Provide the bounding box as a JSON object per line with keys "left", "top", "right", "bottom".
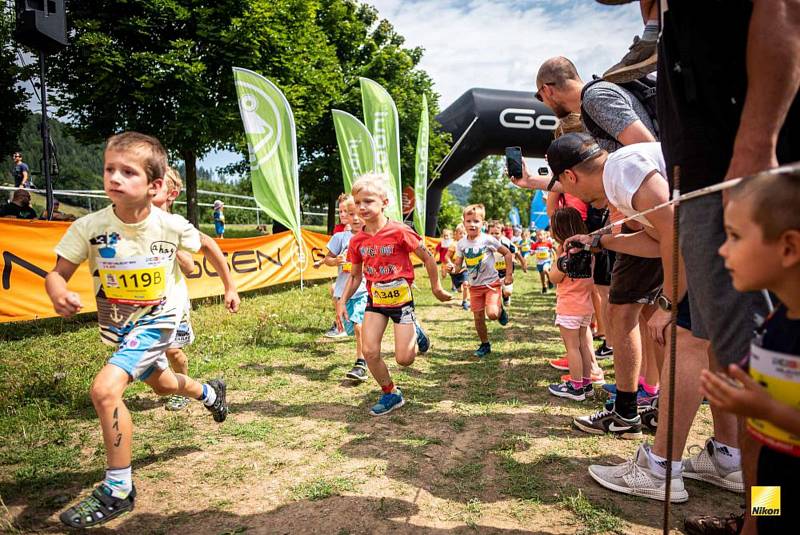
{"left": 0, "top": 268, "right": 740, "bottom": 534}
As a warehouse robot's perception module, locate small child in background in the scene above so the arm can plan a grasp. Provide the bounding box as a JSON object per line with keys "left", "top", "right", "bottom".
{"left": 436, "top": 228, "right": 453, "bottom": 266}
{"left": 449, "top": 205, "right": 514, "bottom": 358}
{"left": 323, "top": 195, "right": 370, "bottom": 382}
{"left": 153, "top": 168, "right": 240, "bottom": 411}
{"left": 488, "top": 221, "right": 527, "bottom": 306}
{"left": 703, "top": 171, "right": 800, "bottom": 535}
{"left": 547, "top": 208, "right": 598, "bottom": 402}
{"left": 533, "top": 229, "right": 555, "bottom": 294}
{"left": 519, "top": 229, "right": 532, "bottom": 260}
{"left": 213, "top": 200, "right": 225, "bottom": 238}
{"left": 511, "top": 225, "right": 522, "bottom": 245}
{"left": 446, "top": 224, "right": 470, "bottom": 310}
{"left": 321, "top": 194, "right": 352, "bottom": 339}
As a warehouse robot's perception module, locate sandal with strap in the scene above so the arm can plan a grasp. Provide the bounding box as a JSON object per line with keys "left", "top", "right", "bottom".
{"left": 60, "top": 485, "right": 136, "bottom": 528}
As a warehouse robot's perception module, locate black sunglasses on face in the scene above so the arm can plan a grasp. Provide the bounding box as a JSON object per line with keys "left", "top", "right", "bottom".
{"left": 535, "top": 82, "right": 555, "bottom": 102}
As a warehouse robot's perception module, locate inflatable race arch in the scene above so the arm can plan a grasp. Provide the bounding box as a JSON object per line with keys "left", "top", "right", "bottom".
{"left": 427, "top": 88, "right": 558, "bottom": 235}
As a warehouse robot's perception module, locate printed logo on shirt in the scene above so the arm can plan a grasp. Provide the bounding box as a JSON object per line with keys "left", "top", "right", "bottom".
{"left": 360, "top": 245, "right": 376, "bottom": 257}
{"left": 90, "top": 232, "right": 121, "bottom": 258}
{"left": 379, "top": 244, "right": 395, "bottom": 256}
{"left": 150, "top": 241, "right": 177, "bottom": 259}
{"left": 751, "top": 486, "right": 780, "bottom": 516}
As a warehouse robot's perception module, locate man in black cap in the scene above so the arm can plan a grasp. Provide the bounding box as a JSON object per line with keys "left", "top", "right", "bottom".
{"left": 547, "top": 133, "right": 743, "bottom": 503}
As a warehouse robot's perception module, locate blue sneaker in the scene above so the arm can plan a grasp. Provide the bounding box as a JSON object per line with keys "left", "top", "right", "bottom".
{"left": 474, "top": 342, "right": 491, "bottom": 358}
{"left": 461, "top": 300, "right": 470, "bottom": 311}
{"left": 604, "top": 387, "right": 656, "bottom": 412}
{"left": 498, "top": 306, "right": 509, "bottom": 326}
{"left": 602, "top": 383, "right": 617, "bottom": 395}
{"left": 370, "top": 389, "right": 405, "bottom": 416}
{"left": 415, "top": 323, "right": 430, "bottom": 353}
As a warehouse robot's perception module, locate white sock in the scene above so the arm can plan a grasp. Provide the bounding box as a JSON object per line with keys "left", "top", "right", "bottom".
{"left": 712, "top": 439, "right": 742, "bottom": 472}
{"left": 199, "top": 383, "right": 217, "bottom": 406}
{"left": 103, "top": 466, "right": 132, "bottom": 498}
{"left": 647, "top": 449, "right": 682, "bottom": 479}
{"left": 641, "top": 20, "right": 659, "bottom": 42}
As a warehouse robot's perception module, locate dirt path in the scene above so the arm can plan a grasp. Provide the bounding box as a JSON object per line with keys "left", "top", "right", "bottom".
{"left": 1, "top": 270, "right": 741, "bottom": 534}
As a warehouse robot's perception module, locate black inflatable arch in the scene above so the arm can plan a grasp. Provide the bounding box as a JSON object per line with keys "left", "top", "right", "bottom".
{"left": 426, "top": 88, "right": 557, "bottom": 235}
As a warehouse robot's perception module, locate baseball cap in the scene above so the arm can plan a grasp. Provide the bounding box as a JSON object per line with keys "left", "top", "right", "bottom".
{"left": 545, "top": 132, "right": 602, "bottom": 190}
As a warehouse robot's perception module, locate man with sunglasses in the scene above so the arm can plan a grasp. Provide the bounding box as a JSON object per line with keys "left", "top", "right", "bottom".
{"left": 12, "top": 152, "right": 31, "bottom": 189}
{"left": 519, "top": 57, "right": 664, "bottom": 442}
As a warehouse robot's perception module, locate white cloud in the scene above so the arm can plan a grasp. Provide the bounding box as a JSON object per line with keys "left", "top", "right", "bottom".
{"left": 369, "top": 0, "right": 642, "bottom": 107}
{"left": 367, "top": 1, "right": 642, "bottom": 185}
{"left": 204, "top": 1, "right": 643, "bottom": 185}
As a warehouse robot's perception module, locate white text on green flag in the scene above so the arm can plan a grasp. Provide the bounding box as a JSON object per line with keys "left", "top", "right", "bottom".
{"left": 332, "top": 109, "right": 377, "bottom": 193}
{"left": 414, "top": 94, "right": 429, "bottom": 235}
{"left": 359, "top": 77, "right": 402, "bottom": 221}
{"left": 233, "top": 67, "right": 302, "bottom": 247}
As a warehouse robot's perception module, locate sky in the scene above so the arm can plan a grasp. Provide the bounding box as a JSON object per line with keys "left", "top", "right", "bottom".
{"left": 202, "top": 0, "right": 642, "bottom": 185}
{"left": 17, "top": 1, "right": 642, "bottom": 185}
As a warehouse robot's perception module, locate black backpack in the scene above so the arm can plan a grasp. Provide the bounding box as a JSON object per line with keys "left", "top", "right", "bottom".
{"left": 580, "top": 74, "right": 659, "bottom": 142}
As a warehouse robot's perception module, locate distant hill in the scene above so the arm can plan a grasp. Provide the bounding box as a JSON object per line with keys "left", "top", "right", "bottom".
{"left": 447, "top": 183, "right": 471, "bottom": 206}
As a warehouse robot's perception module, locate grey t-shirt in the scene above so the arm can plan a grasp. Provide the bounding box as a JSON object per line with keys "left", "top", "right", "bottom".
{"left": 582, "top": 81, "right": 657, "bottom": 153}
{"left": 456, "top": 234, "right": 503, "bottom": 287}
{"left": 326, "top": 230, "right": 366, "bottom": 299}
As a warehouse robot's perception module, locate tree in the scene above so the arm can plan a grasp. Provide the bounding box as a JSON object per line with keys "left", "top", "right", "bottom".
{"left": 436, "top": 188, "right": 462, "bottom": 232}
{"left": 0, "top": 3, "right": 30, "bottom": 160}
{"left": 48, "top": 0, "right": 342, "bottom": 226}
{"left": 298, "top": 0, "right": 452, "bottom": 232}
{"left": 468, "top": 156, "right": 531, "bottom": 224}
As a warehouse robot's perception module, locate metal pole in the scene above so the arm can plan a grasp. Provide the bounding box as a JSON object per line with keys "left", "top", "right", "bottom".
{"left": 39, "top": 51, "right": 54, "bottom": 221}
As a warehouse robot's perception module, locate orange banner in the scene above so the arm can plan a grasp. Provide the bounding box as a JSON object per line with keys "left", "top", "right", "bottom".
{"left": 0, "top": 219, "right": 440, "bottom": 323}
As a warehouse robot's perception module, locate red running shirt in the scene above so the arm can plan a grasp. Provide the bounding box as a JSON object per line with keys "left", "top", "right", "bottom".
{"left": 348, "top": 221, "right": 422, "bottom": 290}
{"left": 333, "top": 223, "right": 347, "bottom": 233}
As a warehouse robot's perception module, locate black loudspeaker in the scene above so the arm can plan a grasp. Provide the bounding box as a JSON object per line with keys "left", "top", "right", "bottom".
{"left": 14, "top": 0, "right": 68, "bottom": 53}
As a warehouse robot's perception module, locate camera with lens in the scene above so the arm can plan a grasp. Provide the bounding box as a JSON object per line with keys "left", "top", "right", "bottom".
{"left": 556, "top": 241, "right": 593, "bottom": 279}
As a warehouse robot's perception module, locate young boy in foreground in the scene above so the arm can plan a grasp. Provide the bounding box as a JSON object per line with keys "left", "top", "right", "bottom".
{"left": 46, "top": 132, "right": 229, "bottom": 528}
{"left": 338, "top": 174, "right": 451, "bottom": 415}
{"left": 152, "top": 168, "right": 240, "bottom": 410}
{"left": 704, "top": 171, "right": 800, "bottom": 534}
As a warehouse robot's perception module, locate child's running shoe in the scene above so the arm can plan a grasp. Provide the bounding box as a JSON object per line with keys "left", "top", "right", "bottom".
{"left": 474, "top": 342, "right": 491, "bottom": 358}
{"left": 498, "top": 306, "right": 509, "bottom": 326}
{"left": 502, "top": 294, "right": 511, "bottom": 307}
{"left": 602, "top": 383, "right": 617, "bottom": 395}
{"left": 345, "top": 360, "right": 368, "bottom": 382}
{"left": 60, "top": 485, "right": 136, "bottom": 528}
{"left": 560, "top": 371, "right": 605, "bottom": 385}
{"left": 595, "top": 341, "right": 614, "bottom": 358}
{"left": 165, "top": 395, "right": 189, "bottom": 411}
{"left": 461, "top": 300, "right": 470, "bottom": 310}
{"left": 204, "top": 379, "right": 228, "bottom": 422}
{"left": 548, "top": 381, "right": 586, "bottom": 401}
{"left": 324, "top": 323, "right": 347, "bottom": 338}
{"left": 541, "top": 287, "right": 548, "bottom": 294}
{"left": 584, "top": 383, "right": 595, "bottom": 399}
{"left": 370, "top": 389, "right": 405, "bottom": 416}
{"left": 604, "top": 387, "right": 657, "bottom": 412}
{"left": 415, "top": 323, "right": 430, "bottom": 353}
{"left": 549, "top": 357, "right": 569, "bottom": 371}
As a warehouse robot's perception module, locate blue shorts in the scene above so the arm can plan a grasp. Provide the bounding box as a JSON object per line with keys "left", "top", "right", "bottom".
{"left": 108, "top": 327, "right": 173, "bottom": 381}
{"left": 344, "top": 293, "right": 368, "bottom": 335}
{"left": 214, "top": 222, "right": 225, "bottom": 235}
{"left": 536, "top": 262, "right": 551, "bottom": 273}
{"left": 450, "top": 270, "right": 468, "bottom": 290}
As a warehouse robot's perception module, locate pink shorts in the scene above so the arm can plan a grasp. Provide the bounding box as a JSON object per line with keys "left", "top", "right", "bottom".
{"left": 469, "top": 282, "right": 502, "bottom": 313}
{"left": 554, "top": 313, "right": 592, "bottom": 330}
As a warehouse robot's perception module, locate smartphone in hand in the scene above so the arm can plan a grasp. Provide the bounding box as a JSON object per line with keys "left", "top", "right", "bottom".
{"left": 505, "top": 146, "right": 523, "bottom": 179}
